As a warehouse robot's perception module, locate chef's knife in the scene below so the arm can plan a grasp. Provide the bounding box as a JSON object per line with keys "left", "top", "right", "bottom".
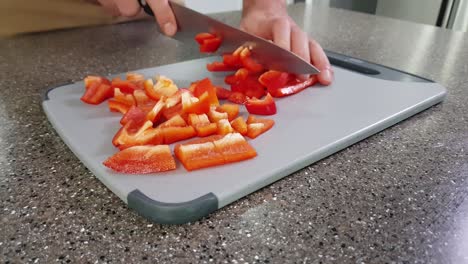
{"left": 138, "top": 0, "right": 320, "bottom": 75}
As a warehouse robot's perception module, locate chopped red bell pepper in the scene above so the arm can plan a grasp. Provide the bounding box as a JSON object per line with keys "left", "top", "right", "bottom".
{"left": 224, "top": 75, "right": 238, "bottom": 85}
{"left": 111, "top": 78, "right": 139, "bottom": 94}
{"left": 192, "top": 78, "right": 219, "bottom": 106}
{"left": 175, "top": 139, "right": 225, "bottom": 171}
{"left": 246, "top": 116, "right": 275, "bottom": 139}
{"left": 241, "top": 57, "right": 264, "bottom": 73}
{"left": 126, "top": 73, "right": 145, "bottom": 82}
{"left": 215, "top": 86, "right": 232, "bottom": 99}
{"left": 217, "top": 119, "right": 234, "bottom": 135}
{"left": 81, "top": 82, "right": 113, "bottom": 105}
{"left": 206, "top": 61, "right": 237, "bottom": 72}
{"left": 195, "top": 32, "right": 216, "bottom": 45}
{"left": 162, "top": 102, "right": 184, "bottom": 120}
{"left": 144, "top": 77, "right": 178, "bottom": 101}
{"left": 216, "top": 104, "right": 239, "bottom": 121}
{"left": 223, "top": 54, "right": 242, "bottom": 68}
{"left": 84, "top": 76, "right": 110, "bottom": 90}
{"left": 157, "top": 114, "right": 187, "bottom": 128}
{"left": 207, "top": 107, "right": 229, "bottom": 123}
{"left": 108, "top": 99, "right": 131, "bottom": 114}
{"left": 103, "top": 145, "right": 176, "bottom": 174}
{"left": 267, "top": 76, "right": 317, "bottom": 98}
{"left": 113, "top": 88, "right": 136, "bottom": 107}
{"left": 258, "top": 70, "right": 290, "bottom": 90}
{"left": 133, "top": 89, "right": 155, "bottom": 111}
{"left": 242, "top": 76, "right": 266, "bottom": 99}
{"left": 174, "top": 133, "right": 256, "bottom": 171}
{"left": 234, "top": 68, "right": 249, "bottom": 81}
{"left": 146, "top": 99, "right": 166, "bottom": 123}
{"left": 196, "top": 123, "right": 218, "bottom": 137}
{"left": 112, "top": 120, "right": 163, "bottom": 149}
{"left": 161, "top": 126, "right": 196, "bottom": 144}
{"left": 182, "top": 91, "right": 211, "bottom": 114}
{"left": 199, "top": 37, "right": 222, "bottom": 53}
{"left": 230, "top": 116, "right": 248, "bottom": 136}
{"left": 227, "top": 92, "right": 247, "bottom": 105}
{"left": 212, "top": 133, "right": 257, "bottom": 163}
{"left": 120, "top": 105, "right": 147, "bottom": 126}
{"left": 245, "top": 93, "right": 277, "bottom": 115}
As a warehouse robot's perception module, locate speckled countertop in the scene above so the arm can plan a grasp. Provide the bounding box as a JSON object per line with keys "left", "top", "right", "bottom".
{"left": 1, "top": 3, "right": 467, "bottom": 264}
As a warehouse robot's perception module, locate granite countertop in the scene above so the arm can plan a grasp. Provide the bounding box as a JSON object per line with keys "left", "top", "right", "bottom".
{"left": 1, "top": 3, "right": 467, "bottom": 263}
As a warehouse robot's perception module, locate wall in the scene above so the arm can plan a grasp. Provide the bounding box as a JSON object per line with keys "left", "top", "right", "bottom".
{"left": 376, "top": 0, "right": 443, "bottom": 25}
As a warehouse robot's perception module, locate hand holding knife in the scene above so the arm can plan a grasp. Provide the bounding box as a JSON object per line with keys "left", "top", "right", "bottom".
{"left": 97, "top": 0, "right": 333, "bottom": 83}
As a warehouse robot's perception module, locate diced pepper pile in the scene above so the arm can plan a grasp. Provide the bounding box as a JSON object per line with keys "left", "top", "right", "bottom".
{"left": 196, "top": 32, "right": 319, "bottom": 115}
{"left": 79, "top": 32, "right": 323, "bottom": 175}
{"left": 81, "top": 73, "right": 274, "bottom": 174}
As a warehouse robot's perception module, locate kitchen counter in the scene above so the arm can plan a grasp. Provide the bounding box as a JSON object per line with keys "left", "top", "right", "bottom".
{"left": 1, "top": 3, "right": 467, "bottom": 263}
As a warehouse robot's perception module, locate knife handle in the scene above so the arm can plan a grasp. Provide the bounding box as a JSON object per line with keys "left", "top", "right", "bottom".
{"left": 138, "top": 0, "right": 155, "bottom": 16}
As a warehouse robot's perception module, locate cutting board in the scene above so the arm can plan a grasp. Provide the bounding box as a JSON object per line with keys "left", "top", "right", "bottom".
{"left": 42, "top": 51, "right": 447, "bottom": 224}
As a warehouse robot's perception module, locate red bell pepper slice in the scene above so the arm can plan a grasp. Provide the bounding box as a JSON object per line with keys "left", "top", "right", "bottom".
{"left": 215, "top": 86, "right": 232, "bottom": 99}
{"left": 113, "top": 88, "right": 136, "bottom": 107}
{"left": 200, "top": 37, "right": 222, "bottom": 53}
{"left": 120, "top": 105, "right": 147, "bottom": 126}
{"left": 157, "top": 114, "right": 187, "bottom": 128}
{"left": 245, "top": 93, "right": 277, "bottom": 115}
{"left": 196, "top": 123, "right": 218, "bottom": 137}
{"left": 174, "top": 133, "right": 256, "bottom": 171}
{"left": 126, "top": 73, "right": 145, "bottom": 82}
{"left": 234, "top": 68, "right": 249, "bottom": 81}
{"left": 192, "top": 78, "right": 219, "bottom": 106}
{"left": 161, "top": 126, "right": 196, "bottom": 144}
{"left": 112, "top": 120, "right": 164, "bottom": 149}
{"left": 81, "top": 82, "right": 113, "bottom": 105}
{"left": 103, "top": 145, "right": 176, "bottom": 174}
{"left": 227, "top": 92, "right": 247, "bottom": 105}
{"left": 84, "top": 76, "right": 110, "bottom": 90}
{"left": 212, "top": 133, "right": 257, "bottom": 163}
{"left": 216, "top": 104, "right": 239, "bottom": 121}
{"left": 258, "top": 70, "right": 290, "bottom": 90}
{"left": 182, "top": 92, "right": 211, "bottom": 114}
{"left": 195, "top": 32, "right": 216, "bottom": 45}
{"left": 111, "top": 78, "right": 139, "bottom": 94}
{"left": 230, "top": 116, "right": 248, "bottom": 136}
{"left": 162, "top": 102, "right": 184, "bottom": 120}
{"left": 242, "top": 76, "right": 266, "bottom": 99}
{"left": 207, "top": 108, "right": 228, "bottom": 123}
{"left": 241, "top": 57, "right": 264, "bottom": 73}
{"left": 217, "top": 119, "right": 234, "bottom": 135}
{"left": 223, "top": 54, "right": 242, "bottom": 68}
{"left": 246, "top": 116, "right": 275, "bottom": 139}
{"left": 108, "top": 99, "right": 131, "bottom": 114}
{"left": 224, "top": 75, "right": 238, "bottom": 85}
{"left": 206, "top": 61, "right": 237, "bottom": 72}
{"left": 175, "top": 139, "right": 225, "bottom": 171}
{"left": 267, "top": 76, "right": 317, "bottom": 97}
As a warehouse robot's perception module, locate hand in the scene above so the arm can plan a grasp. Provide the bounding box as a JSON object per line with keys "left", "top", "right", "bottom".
{"left": 240, "top": 0, "right": 333, "bottom": 85}
{"left": 96, "top": 0, "right": 178, "bottom": 36}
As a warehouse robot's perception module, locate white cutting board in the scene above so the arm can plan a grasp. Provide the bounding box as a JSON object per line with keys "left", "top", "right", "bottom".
{"left": 42, "top": 55, "right": 446, "bottom": 224}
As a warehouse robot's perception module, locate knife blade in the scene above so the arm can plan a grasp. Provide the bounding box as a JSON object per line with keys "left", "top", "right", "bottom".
{"left": 138, "top": 0, "right": 320, "bottom": 75}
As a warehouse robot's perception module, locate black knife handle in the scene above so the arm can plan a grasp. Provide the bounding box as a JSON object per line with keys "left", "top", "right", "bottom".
{"left": 138, "top": 0, "right": 155, "bottom": 16}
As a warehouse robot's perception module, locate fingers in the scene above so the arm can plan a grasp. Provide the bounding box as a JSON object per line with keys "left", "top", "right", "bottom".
{"left": 272, "top": 19, "right": 291, "bottom": 51}
{"left": 309, "top": 39, "right": 333, "bottom": 85}
{"left": 291, "top": 26, "right": 311, "bottom": 80}
{"left": 147, "top": 0, "right": 178, "bottom": 36}
{"left": 96, "top": 0, "right": 121, "bottom": 16}
{"left": 113, "top": 0, "right": 141, "bottom": 17}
